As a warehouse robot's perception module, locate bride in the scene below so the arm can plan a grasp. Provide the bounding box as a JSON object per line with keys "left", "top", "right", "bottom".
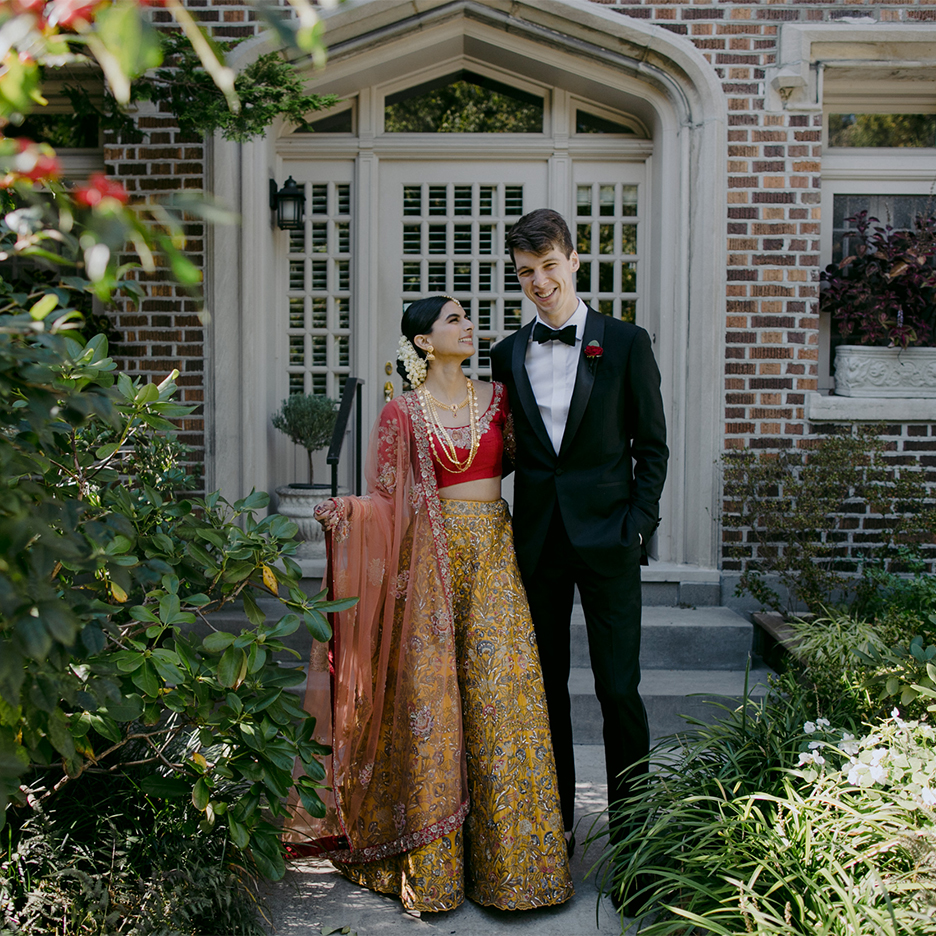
{"left": 286, "top": 296, "right": 573, "bottom": 913}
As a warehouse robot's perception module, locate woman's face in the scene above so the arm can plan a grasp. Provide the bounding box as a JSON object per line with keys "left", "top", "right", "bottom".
{"left": 418, "top": 301, "right": 474, "bottom": 361}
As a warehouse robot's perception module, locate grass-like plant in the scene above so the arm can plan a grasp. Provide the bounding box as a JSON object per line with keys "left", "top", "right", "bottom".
{"left": 594, "top": 676, "right": 936, "bottom": 934}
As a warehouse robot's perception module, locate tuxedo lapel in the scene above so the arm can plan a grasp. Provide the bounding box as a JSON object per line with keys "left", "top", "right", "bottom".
{"left": 511, "top": 321, "right": 554, "bottom": 457}
{"left": 559, "top": 309, "right": 606, "bottom": 459}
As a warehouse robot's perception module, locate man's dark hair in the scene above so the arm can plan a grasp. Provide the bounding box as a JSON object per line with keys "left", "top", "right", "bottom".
{"left": 505, "top": 209, "right": 574, "bottom": 264}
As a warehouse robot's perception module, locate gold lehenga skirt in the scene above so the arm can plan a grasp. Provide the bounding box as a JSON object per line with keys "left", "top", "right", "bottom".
{"left": 335, "top": 498, "right": 574, "bottom": 912}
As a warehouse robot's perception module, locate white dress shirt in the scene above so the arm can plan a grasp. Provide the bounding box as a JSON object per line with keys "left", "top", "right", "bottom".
{"left": 525, "top": 300, "right": 588, "bottom": 454}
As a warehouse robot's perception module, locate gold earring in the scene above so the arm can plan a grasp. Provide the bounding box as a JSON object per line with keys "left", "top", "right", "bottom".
{"left": 425, "top": 344, "right": 435, "bottom": 362}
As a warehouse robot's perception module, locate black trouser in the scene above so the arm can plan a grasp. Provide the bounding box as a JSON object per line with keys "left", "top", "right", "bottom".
{"left": 523, "top": 504, "right": 649, "bottom": 841}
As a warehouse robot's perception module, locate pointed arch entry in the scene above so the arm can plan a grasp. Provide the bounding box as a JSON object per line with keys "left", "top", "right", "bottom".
{"left": 208, "top": 0, "right": 728, "bottom": 571}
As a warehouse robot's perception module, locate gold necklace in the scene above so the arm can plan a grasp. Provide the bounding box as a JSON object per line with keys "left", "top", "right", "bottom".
{"left": 417, "top": 380, "right": 480, "bottom": 473}
{"left": 422, "top": 387, "right": 469, "bottom": 415}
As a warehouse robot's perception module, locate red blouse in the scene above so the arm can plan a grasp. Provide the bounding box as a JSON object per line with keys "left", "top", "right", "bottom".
{"left": 430, "top": 382, "right": 509, "bottom": 489}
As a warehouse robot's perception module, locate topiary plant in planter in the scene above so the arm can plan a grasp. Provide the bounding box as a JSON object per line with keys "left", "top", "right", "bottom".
{"left": 271, "top": 393, "right": 339, "bottom": 543}
{"left": 271, "top": 393, "right": 339, "bottom": 487}
{"left": 820, "top": 210, "right": 936, "bottom": 397}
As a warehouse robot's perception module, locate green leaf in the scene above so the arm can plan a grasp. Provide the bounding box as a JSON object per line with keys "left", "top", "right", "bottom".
{"left": 316, "top": 597, "right": 359, "bottom": 614}
{"left": 192, "top": 776, "right": 210, "bottom": 811}
{"left": 249, "top": 838, "right": 285, "bottom": 880}
{"left": 243, "top": 591, "right": 265, "bottom": 628}
{"left": 131, "top": 661, "right": 160, "bottom": 698}
{"left": 298, "top": 783, "right": 327, "bottom": 819}
{"left": 104, "top": 694, "right": 144, "bottom": 723}
{"left": 95, "top": 442, "right": 121, "bottom": 461}
{"left": 228, "top": 814, "right": 250, "bottom": 849}
{"left": 303, "top": 609, "right": 332, "bottom": 643}
{"left": 141, "top": 775, "right": 190, "bottom": 799}
{"left": 267, "top": 614, "right": 300, "bottom": 639}
{"left": 29, "top": 293, "right": 58, "bottom": 321}
{"left": 218, "top": 646, "right": 248, "bottom": 689}
{"left": 203, "top": 631, "right": 237, "bottom": 653}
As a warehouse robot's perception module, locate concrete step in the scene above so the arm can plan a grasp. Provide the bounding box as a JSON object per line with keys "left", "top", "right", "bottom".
{"left": 570, "top": 605, "right": 754, "bottom": 671}
{"left": 569, "top": 663, "right": 771, "bottom": 741}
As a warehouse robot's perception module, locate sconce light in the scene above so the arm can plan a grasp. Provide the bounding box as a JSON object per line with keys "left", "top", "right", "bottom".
{"left": 269, "top": 176, "right": 305, "bottom": 231}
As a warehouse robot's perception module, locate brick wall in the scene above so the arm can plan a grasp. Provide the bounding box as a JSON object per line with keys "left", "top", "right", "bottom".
{"left": 103, "top": 0, "right": 935, "bottom": 568}
{"left": 103, "top": 2, "right": 276, "bottom": 483}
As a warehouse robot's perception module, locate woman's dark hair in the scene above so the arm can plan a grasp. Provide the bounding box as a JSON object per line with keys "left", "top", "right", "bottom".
{"left": 395, "top": 296, "right": 454, "bottom": 382}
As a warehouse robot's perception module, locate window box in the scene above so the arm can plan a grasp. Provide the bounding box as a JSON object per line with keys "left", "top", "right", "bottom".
{"left": 833, "top": 345, "right": 936, "bottom": 398}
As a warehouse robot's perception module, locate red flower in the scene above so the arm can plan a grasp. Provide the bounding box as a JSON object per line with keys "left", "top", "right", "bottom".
{"left": 584, "top": 343, "right": 603, "bottom": 359}
{"left": 74, "top": 173, "right": 129, "bottom": 208}
{"left": 46, "top": 0, "right": 99, "bottom": 29}
{"left": 22, "top": 153, "right": 60, "bottom": 181}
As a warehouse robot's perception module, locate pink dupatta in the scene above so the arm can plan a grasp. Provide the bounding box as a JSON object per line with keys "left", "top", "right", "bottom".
{"left": 287, "top": 393, "right": 468, "bottom": 862}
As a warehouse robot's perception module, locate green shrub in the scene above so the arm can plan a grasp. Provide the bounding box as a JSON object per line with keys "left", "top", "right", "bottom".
{"left": 721, "top": 428, "right": 936, "bottom": 614}
{"left": 0, "top": 313, "right": 352, "bottom": 894}
{"left": 2, "top": 772, "right": 267, "bottom": 935}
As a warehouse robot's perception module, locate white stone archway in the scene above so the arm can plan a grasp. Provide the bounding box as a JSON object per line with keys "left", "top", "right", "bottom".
{"left": 206, "top": 0, "right": 728, "bottom": 572}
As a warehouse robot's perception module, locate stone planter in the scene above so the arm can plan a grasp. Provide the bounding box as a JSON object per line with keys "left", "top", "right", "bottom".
{"left": 834, "top": 344, "right": 936, "bottom": 398}
{"left": 274, "top": 484, "right": 344, "bottom": 544}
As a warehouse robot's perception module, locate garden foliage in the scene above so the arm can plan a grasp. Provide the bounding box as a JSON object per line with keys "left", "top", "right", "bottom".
{"left": 0, "top": 2, "right": 350, "bottom": 930}
{"left": 721, "top": 427, "right": 936, "bottom": 614}
{"left": 820, "top": 209, "right": 936, "bottom": 349}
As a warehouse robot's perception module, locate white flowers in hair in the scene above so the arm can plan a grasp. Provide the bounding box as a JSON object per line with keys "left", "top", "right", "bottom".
{"left": 398, "top": 336, "right": 428, "bottom": 388}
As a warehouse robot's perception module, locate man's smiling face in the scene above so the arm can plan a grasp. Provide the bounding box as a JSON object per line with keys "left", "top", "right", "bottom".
{"left": 512, "top": 245, "right": 580, "bottom": 327}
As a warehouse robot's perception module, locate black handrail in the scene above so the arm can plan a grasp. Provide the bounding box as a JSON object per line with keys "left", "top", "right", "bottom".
{"left": 327, "top": 377, "right": 364, "bottom": 497}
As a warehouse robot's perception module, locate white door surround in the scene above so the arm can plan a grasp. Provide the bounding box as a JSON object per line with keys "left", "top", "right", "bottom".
{"left": 207, "top": 0, "right": 728, "bottom": 570}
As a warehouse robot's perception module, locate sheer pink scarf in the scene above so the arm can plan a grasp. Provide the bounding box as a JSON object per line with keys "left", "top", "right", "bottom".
{"left": 287, "top": 394, "right": 468, "bottom": 862}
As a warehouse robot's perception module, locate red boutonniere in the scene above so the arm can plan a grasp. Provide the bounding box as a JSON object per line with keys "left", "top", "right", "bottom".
{"left": 584, "top": 340, "right": 604, "bottom": 372}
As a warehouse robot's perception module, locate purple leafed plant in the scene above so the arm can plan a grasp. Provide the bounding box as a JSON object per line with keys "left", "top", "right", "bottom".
{"left": 820, "top": 210, "right": 936, "bottom": 349}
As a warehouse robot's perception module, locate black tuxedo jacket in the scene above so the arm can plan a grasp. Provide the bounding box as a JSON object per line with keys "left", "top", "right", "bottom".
{"left": 491, "top": 308, "right": 668, "bottom": 580}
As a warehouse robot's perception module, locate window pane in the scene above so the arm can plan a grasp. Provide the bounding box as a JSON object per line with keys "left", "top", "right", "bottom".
{"left": 621, "top": 186, "right": 638, "bottom": 217}
{"left": 404, "top": 185, "right": 422, "bottom": 216}
{"left": 621, "top": 262, "right": 637, "bottom": 293}
{"left": 310, "top": 185, "right": 327, "bottom": 215}
{"left": 577, "top": 223, "right": 592, "bottom": 254}
{"left": 453, "top": 186, "right": 472, "bottom": 215}
{"left": 832, "top": 194, "right": 934, "bottom": 263}
{"left": 453, "top": 225, "right": 471, "bottom": 254}
{"left": 575, "top": 110, "right": 637, "bottom": 135}
{"left": 311, "top": 297, "right": 327, "bottom": 329}
{"left": 504, "top": 186, "right": 523, "bottom": 216}
{"left": 599, "top": 224, "right": 614, "bottom": 255}
{"left": 403, "top": 225, "right": 421, "bottom": 254}
{"left": 621, "top": 224, "right": 637, "bottom": 255}
{"left": 289, "top": 261, "right": 304, "bottom": 290}
{"left": 828, "top": 114, "right": 936, "bottom": 148}
{"left": 289, "top": 298, "right": 304, "bottom": 329}
{"left": 310, "top": 223, "right": 327, "bottom": 253}
{"left": 385, "top": 70, "right": 543, "bottom": 133}
{"left": 577, "top": 185, "right": 592, "bottom": 217}
{"left": 428, "top": 226, "right": 447, "bottom": 254}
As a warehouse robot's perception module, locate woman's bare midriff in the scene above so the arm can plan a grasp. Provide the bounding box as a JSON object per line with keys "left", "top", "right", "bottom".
{"left": 437, "top": 476, "right": 502, "bottom": 502}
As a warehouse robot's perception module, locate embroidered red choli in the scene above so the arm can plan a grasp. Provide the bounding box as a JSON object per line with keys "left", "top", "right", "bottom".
{"left": 430, "top": 382, "right": 508, "bottom": 488}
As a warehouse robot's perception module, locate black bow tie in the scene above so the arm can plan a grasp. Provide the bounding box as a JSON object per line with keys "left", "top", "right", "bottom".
{"left": 532, "top": 322, "right": 577, "bottom": 346}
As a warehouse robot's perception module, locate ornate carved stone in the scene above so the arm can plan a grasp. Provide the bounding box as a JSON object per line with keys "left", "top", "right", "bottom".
{"left": 834, "top": 345, "right": 936, "bottom": 398}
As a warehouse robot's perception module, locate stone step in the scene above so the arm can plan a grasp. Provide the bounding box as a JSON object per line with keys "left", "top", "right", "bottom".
{"left": 570, "top": 605, "right": 753, "bottom": 671}
{"left": 569, "top": 663, "right": 771, "bottom": 742}
{"left": 202, "top": 603, "right": 755, "bottom": 673}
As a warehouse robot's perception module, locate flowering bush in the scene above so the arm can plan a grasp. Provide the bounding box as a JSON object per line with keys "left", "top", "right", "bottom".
{"left": 820, "top": 210, "right": 936, "bottom": 349}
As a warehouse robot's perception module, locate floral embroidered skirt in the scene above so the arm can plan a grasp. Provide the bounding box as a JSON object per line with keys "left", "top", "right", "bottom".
{"left": 335, "top": 498, "right": 574, "bottom": 912}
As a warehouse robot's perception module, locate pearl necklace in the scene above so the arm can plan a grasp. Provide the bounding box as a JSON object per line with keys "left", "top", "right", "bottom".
{"left": 417, "top": 380, "right": 480, "bottom": 473}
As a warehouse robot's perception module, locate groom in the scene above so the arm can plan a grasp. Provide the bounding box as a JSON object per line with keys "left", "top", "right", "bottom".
{"left": 491, "top": 209, "right": 668, "bottom": 867}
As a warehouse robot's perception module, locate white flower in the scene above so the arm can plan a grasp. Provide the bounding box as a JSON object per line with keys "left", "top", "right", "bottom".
{"left": 798, "top": 751, "right": 826, "bottom": 767}
{"left": 808, "top": 741, "right": 822, "bottom": 750}
{"left": 838, "top": 733, "right": 859, "bottom": 756}
{"left": 921, "top": 788, "right": 936, "bottom": 806}
{"left": 397, "top": 335, "right": 427, "bottom": 387}
{"left": 817, "top": 718, "right": 830, "bottom": 728}
{"left": 869, "top": 763, "right": 886, "bottom": 783}
{"left": 804, "top": 721, "right": 817, "bottom": 735}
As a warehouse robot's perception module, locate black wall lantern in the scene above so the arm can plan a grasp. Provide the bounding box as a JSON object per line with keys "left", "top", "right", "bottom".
{"left": 269, "top": 176, "right": 305, "bottom": 231}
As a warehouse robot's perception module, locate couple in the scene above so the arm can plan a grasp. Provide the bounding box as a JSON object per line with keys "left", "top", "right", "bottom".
{"left": 288, "top": 209, "right": 668, "bottom": 914}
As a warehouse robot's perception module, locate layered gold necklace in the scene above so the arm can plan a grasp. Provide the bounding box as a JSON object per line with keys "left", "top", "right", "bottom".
{"left": 417, "top": 379, "right": 480, "bottom": 473}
